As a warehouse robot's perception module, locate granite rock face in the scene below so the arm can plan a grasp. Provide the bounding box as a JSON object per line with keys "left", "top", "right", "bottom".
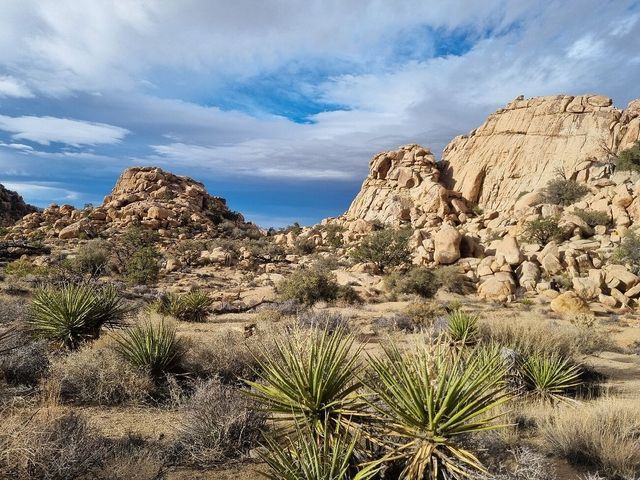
{"left": 441, "top": 95, "right": 640, "bottom": 211}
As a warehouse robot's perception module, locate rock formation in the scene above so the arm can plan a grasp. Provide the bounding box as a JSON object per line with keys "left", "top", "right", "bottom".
{"left": 0, "top": 184, "right": 37, "bottom": 227}
{"left": 6, "top": 167, "right": 258, "bottom": 241}
{"left": 441, "top": 94, "right": 640, "bottom": 211}
{"left": 342, "top": 144, "right": 468, "bottom": 228}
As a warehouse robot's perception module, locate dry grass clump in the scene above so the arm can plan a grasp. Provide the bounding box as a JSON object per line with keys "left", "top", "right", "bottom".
{"left": 180, "top": 328, "right": 280, "bottom": 383}
{"left": 0, "top": 336, "right": 49, "bottom": 386}
{"left": 46, "top": 341, "right": 154, "bottom": 405}
{"left": 296, "top": 309, "right": 352, "bottom": 331}
{"left": 485, "top": 447, "right": 553, "bottom": 479}
{"left": 542, "top": 398, "right": 640, "bottom": 478}
{"left": 0, "top": 409, "right": 110, "bottom": 479}
{"left": 479, "top": 317, "right": 613, "bottom": 359}
{"left": 172, "top": 378, "right": 265, "bottom": 467}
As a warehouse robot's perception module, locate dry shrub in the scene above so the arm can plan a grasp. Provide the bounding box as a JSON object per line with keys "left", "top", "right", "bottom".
{"left": 0, "top": 337, "right": 49, "bottom": 386}
{"left": 46, "top": 341, "right": 154, "bottom": 405}
{"left": 296, "top": 309, "right": 351, "bottom": 331}
{"left": 0, "top": 295, "right": 28, "bottom": 325}
{"left": 92, "top": 435, "right": 162, "bottom": 480}
{"left": 542, "top": 398, "right": 640, "bottom": 478}
{"left": 486, "top": 447, "right": 553, "bottom": 480}
{"left": 180, "top": 328, "right": 279, "bottom": 383}
{"left": 0, "top": 409, "right": 110, "bottom": 479}
{"left": 479, "top": 317, "right": 613, "bottom": 359}
{"left": 402, "top": 301, "right": 446, "bottom": 331}
{"left": 172, "top": 378, "right": 266, "bottom": 467}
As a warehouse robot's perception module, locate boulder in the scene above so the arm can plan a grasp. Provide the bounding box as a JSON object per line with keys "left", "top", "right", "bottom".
{"left": 516, "top": 261, "right": 540, "bottom": 291}
{"left": 433, "top": 226, "right": 462, "bottom": 265}
{"left": 495, "top": 234, "right": 523, "bottom": 266}
{"left": 550, "top": 291, "right": 590, "bottom": 315}
{"left": 478, "top": 275, "right": 516, "bottom": 302}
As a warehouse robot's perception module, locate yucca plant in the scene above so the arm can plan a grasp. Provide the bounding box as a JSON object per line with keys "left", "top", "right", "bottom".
{"left": 151, "top": 290, "right": 212, "bottom": 322}
{"left": 261, "top": 422, "right": 380, "bottom": 480}
{"left": 365, "top": 342, "right": 510, "bottom": 479}
{"left": 521, "top": 352, "right": 582, "bottom": 403}
{"left": 28, "top": 283, "right": 129, "bottom": 349}
{"left": 446, "top": 310, "right": 479, "bottom": 345}
{"left": 112, "top": 319, "right": 181, "bottom": 377}
{"left": 246, "top": 325, "right": 365, "bottom": 437}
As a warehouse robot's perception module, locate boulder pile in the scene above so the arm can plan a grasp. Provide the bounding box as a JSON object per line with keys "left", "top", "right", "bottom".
{"left": 5, "top": 167, "right": 259, "bottom": 241}
{"left": 0, "top": 184, "right": 36, "bottom": 227}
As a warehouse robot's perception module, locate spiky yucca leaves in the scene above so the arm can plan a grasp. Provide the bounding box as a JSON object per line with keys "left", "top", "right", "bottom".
{"left": 365, "top": 342, "right": 510, "bottom": 479}
{"left": 112, "top": 319, "right": 180, "bottom": 377}
{"left": 28, "top": 283, "right": 128, "bottom": 349}
{"left": 151, "top": 290, "right": 212, "bottom": 322}
{"left": 521, "top": 352, "right": 582, "bottom": 403}
{"left": 446, "top": 310, "right": 479, "bottom": 345}
{"left": 246, "top": 325, "right": 365, "bottom": 437}
{"left": 261, "top": 422, "right": 380, "bottom": 480}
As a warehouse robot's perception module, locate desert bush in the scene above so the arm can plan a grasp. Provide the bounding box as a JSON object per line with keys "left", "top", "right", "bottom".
{"left": 0, "top": 337, "right": 49, "bottom": 386}
{"left": 172, "top": 378, "right": 265, "bottom": 467}
{"left": 0, "top": 296, "right": 28, "bottom": 325}
{"left": 447, "top": 309, "right": 479, "bottom": 344}
{"left": 372, "top": 313, "right": 416, "bottom": 333}
{"left": 544, "top": 178, "right": 590, "bottom": 206}
{"left": 151, "top": 290, "right": 212, "bottom": 322}
{"left": 435, "top": 265, "right": 475, "bottom": 294}
{"left": 126, "top": 246, "right": 161, "bottom": 285}
{"left": 385, "top": 267, "right": 439, "bottom": 299}
{"left": 277, "top": 269, "right": 340, "bottom": 306}
{"left": 47, "top": 342, "right": 154, "bottom": 405}
{"left": 613, "top": 230, "right": 640, "bottom": 274}
{"left": 0, "top": 410, "right": 111, "bottom": 480}
{"left": 573, "top": 208, "right": 611, "bottom": 227}
{"left": 247, "top": 326, "right": 364, "bottom": 435}
{"left": 337, "top": 285, "right": 361, "bottom": 304}
{"left": 543, "top": 398, "right": 640, "bottom": 478}
{"left": 67, "top": 239, "right": 110, "bottom": 277}
{"left": 294, "top": 237, "right": 317, "bottom": 255}
{"left": 365, "top": 341, "right": 509, "bottom": 478}
{"left": 324, "top": 223, "right": 345, "bottom": 248}
{"left": 113, "top": 319, "right": 182, "bottom": 377}
{"left": 521, "top": 352, "right": 582, "bottom": 403}
{"left": 3, "top": 259, "right": 49, "bottom": 278}
{"left": 402, "top": 301, "right": 446, "bottom": 331}
{"left": 28, "top": 283, "right": 129, "bottom": 349}
{"left": 296, "top": 310, "right": 351, "bottom": 332}
{"left": 351, "top": 228, "right": 412, "bottom": 273}
{"left": 486, "top": 447, "right": 553, "bottom": 480}
{"left": 180, "top": 329, "right": 280, "bottom": 383}
{"left": 522, "top": 216, "right": 563, "bottom": 245}
{"left": 616, "top": 141, "right": 640, "bottom": 172}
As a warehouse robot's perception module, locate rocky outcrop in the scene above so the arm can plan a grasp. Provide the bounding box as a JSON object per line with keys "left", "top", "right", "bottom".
{"left": 442, "top": 95, "right": 640, "bottom": 211}
{"left": 6, "top": 167, "right": 259, "bottom": 241}
{"left": 0, "top": 184, "right": 37, "bottom": 227}
{"left": 343, "top": 144, "right": 468, "bottom": 228}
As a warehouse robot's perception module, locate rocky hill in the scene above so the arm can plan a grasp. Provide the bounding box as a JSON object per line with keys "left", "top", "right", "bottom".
{"left": 5, "top": 167, "right": 259, "bottom": 241}
{"left": 441, "top": 94, "right": 640, "bottom": 211}
{"left": 0, "top": 184, "right": 37, "bottom": 227}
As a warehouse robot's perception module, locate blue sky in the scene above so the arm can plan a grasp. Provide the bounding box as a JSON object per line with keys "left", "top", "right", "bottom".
{"left": 0, "top": 1, "right": 639, "bottom": 227}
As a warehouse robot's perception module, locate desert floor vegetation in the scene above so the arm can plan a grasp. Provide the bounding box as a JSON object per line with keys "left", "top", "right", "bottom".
{"left": 0, "top": 265, "right": 638, "bottom": 480}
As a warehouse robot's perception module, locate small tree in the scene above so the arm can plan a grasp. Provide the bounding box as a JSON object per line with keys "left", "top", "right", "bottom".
{"left": 522, "top": 217, "right": 563, "bottom": 245}
{"left": 544, "top": 179, "right": 589, "bottom": 206}
{"left": 351, "top": 228, "right": 411, "bottom": 273}
{"left": 617, "top": 142, "right": 640, "bottom": 172}
{"left": 126, "top": 246, "right": 161, "bottom": 285}
{"left": 277, "top": 269, "right": 340, "bottom": 306}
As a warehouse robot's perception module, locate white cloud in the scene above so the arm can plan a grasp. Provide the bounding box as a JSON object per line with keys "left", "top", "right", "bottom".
{"left": 0, "top": 115, "right": 129, "bottom": 146}
{"left": 1, "top": 181, "right": 80, "bottom": 203}
{"left": 0, "top": 75, "right": 33, "bottom": 97}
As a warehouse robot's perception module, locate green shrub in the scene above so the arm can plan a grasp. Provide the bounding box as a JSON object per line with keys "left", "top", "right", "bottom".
{"left": 152, "top": 290, "right": 212, "bottom": 322}
{"left": 402, "top": 302, "right": 445, "bottom": 331}
{"left": 616, "top": 142, "right": 640, "bottom": 172}
{"left": 277, "top": 269, "right": 340, "bottom": 306}
{"left": 573, "top": 208, "right": 611, "bottom": 227}
{"left": 522, "top": 216, "right": 562, "bottom": 245}
{"left": 435, "top": 265, "right": 475, "bottom": 294}
{"left": 385, "top": 267, "right": 439, "bottom": 299}
{"left": 294, "top": 237, "right": 316, "bottom": 255}
{"left": 324, "top": 223, "right": 345, "bottom": 248}
{"left": 28, "top": 284, "right": 129, "bottom": 349}
{"left": 68, "top": 240, "right": 110, "bottom": 277}
{"left": 125, "top": 246, "right": 161, "bottom": 285}
{"left": 4, "top": 259, "right": 49, "bottom": 278}
{"left": 613, "top": 230, "right": 640, "bottom": 274}
{"left": 351, "top": 228, "right": 412, "bottom": 273}
{"left": 112, "top": 320, "right": 181, "bottom": 377}
{"left": 544, "top": 179, "right": 590, "bottom": 206}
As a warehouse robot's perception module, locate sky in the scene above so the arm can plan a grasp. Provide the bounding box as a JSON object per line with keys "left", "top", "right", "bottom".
{"left": 0, "top": 1, "right": 639, "bottom": 227}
